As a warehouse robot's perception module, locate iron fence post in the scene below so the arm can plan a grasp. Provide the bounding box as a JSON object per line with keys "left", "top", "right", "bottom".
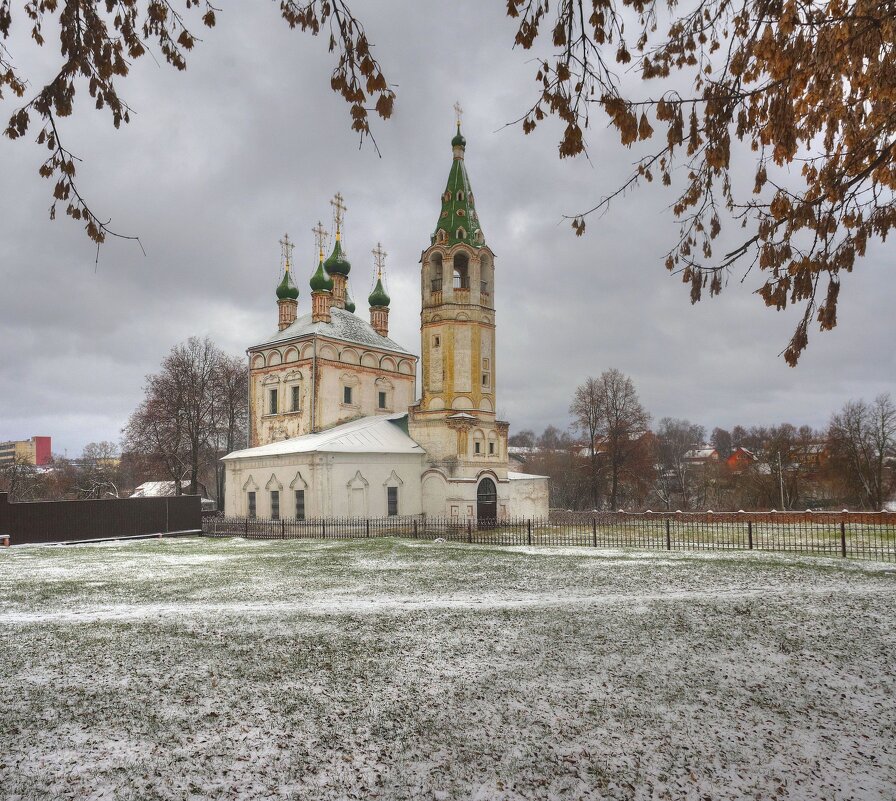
{"left": 467, "top": 519, "right": 472, "bottom": 543}
{"left": 366, "top": 519, "right": 370, "bottom": 538}
{"left": 665, "top": 518, "right": 671, "bottom": 551}
{"left": 527, "top": 519, "right": 532, "bottom": 546}
{"left": 245, "top": 517, "right": 249, "bottom": 535}
{"left": 841, "top": 520, "right": 847, "bottom": 558}
{"left": 413, "top": 519, "right": 418, "bottom": 539}
{"left": 748, "top": 520, "right": 753, "bottom": 549}
{"left": 281, "top": 519, "right": 285, "bottom": 539}
{"left": 592, "top": 518, "right": 597, "bottom": 547}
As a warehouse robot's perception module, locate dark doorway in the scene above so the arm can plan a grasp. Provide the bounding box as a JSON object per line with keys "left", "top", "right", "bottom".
{"left": 477, "top": 478, "right": 497, "bottom": 527}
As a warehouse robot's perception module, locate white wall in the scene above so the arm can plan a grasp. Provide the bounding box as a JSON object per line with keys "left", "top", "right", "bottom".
{"left": 224, "top": 451, "right": 425, "bottom": 518}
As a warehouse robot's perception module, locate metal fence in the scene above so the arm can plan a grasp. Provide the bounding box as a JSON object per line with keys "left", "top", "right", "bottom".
{"left": 203, "top": 510, "right": 896, "bottom": 562}
{"left": 0, "top": 492, "right": 202, "bottom": 545}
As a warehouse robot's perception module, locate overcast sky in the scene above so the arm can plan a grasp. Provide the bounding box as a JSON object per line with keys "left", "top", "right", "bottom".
{"left": 1, "top": 2, "right": 893, "bottom": 457}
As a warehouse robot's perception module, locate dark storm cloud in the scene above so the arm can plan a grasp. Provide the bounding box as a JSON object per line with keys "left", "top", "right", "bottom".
{"left": 1, "top": 2, "right": 893, "bottom": 456}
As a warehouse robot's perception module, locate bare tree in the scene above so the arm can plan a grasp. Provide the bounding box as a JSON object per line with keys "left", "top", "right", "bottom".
{"left": 571, "top": 369, "right": 651, "bottom": 510}
{"left": 654, "top": 418, "right": 705, "bottom": 510}
{"left": 75, "top": 441, "right": 121, "bottom": 499}
{"left": 0, "top": 455, "right": 44, "bottom": 500}
{"left": 211, "top": 353, "right": 249, "bottom": 506}
{"left": 123, "top": 336, "right": 246, "bottom": 497}
{"left": 828, "top": 394, "right": 896, "bottom": 510}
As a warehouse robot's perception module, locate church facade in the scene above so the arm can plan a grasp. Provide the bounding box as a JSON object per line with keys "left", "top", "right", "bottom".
{"left": 222, "top": 125, "right": 549, "bottom": 520}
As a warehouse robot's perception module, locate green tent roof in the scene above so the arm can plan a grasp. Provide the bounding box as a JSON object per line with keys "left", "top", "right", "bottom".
{"left": 432, "top": 125, "right": 484, "bottom": 248}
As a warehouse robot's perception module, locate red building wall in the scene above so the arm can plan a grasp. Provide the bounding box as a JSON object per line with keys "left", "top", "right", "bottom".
{"left": 33, "top": 436, "right": 51, "bottom": 466}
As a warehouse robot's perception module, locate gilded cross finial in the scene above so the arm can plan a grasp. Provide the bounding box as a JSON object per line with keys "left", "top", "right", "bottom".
{"left": 372, "top": 242, "right": 387, "bottom": 278}
{"left": 330, "top": 192, "right": 347, "bottom": 238}
{"left": 279, "top": 232, "right": 294, "bottom": 270}
{"left": 312, "top": 221, "right": 328, "bottom": 260}
{"left": 453, "top": 101, "right": 463, "bottom": 128}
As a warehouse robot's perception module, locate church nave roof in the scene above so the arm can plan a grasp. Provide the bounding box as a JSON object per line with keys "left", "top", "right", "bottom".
{"left": 256, "top": 305, "right": 412, "bottom": 355}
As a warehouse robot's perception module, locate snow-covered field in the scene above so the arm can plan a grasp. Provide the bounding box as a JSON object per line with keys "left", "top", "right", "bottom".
{"left": 1, "top": 537, "right": 895, "bottom": 800}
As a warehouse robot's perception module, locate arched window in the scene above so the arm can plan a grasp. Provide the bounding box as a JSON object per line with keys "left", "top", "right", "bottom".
{"left": 430, "top": 252, "right": 443, "bottom": 293}
{"left": 456, "top": 227, "right": 467, "bottom": 240}
{"left": 453, "top": 252, "right": 469, "bottom": 290}
{"left": 457, "top": 190, "right": 465, "bottom": 201}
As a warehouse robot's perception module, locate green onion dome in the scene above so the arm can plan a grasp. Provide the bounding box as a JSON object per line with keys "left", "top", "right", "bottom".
{"left": 344, "top": 288, "right": 356, "bottom": 314}
{"left": 310, "top": 259, "right": 333, "bottom": 292}
{"left": 368, "top": 276, "right": 390, "bottom": 308}
{"left": 451, "top": 123, "right": 466, "bottom": 148}
{"left": 324, "top": 237, "right": 351, "bottom": 276}
{"left": 276, "top": 268, "right": 299, "bottom": 300}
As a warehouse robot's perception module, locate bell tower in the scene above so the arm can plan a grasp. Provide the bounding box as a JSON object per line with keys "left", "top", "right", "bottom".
{"left": 409, "top": 111, "right": 509, "bottom": 514}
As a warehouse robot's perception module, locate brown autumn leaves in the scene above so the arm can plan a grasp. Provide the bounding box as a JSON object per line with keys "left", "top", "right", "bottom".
{"left": 2, "top": 1, "right": 894, "bottom": 365}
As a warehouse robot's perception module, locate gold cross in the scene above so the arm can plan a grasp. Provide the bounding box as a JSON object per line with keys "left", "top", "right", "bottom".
{"left": 279, "top": 232, "right": 294, "bottom": 269}
{"left": 312, "top": 221, "right": 328, "bottom": 259}
{"left": 330, "top": 192, "right": 347, "bottom": 232}
{"left": 453, "top": 101, "right": 463, "bottom": 127}
{"left": 372, "top": 242, "right": 387, "bottom": 278}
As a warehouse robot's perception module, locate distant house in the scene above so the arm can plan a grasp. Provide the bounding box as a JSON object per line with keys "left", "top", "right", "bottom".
{"left": 683, "top": 446, "right": 719, "bottom": 465}
{"left": 794, "top": 442, "right": 830, "bottom": 470}
{"left": 131, "top": 481, "right": 217, "bottom": 512}
{"left": 726, "top": 447, "right": 756, "bottom": 471}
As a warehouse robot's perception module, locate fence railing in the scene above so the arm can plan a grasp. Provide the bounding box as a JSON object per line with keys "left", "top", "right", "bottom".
{"left": 203, "top": 510, "right": 896, "bottom": 562}
{"left": 0, "top": 492, "right": 202, "bottom": 545}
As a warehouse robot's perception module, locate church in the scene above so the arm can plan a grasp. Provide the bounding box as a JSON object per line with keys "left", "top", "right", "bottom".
{"left": 222, "top": 123, "right": 549, "bottom": 521}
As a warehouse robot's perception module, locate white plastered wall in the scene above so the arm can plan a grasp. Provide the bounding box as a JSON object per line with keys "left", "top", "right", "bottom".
{"left": 224, "top": 450, "right": 425, "bottom": 518}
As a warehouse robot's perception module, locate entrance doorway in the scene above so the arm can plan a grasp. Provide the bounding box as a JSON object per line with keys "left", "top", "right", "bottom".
{"left": 477, "top": 478, "right": 497, "bottom": 526}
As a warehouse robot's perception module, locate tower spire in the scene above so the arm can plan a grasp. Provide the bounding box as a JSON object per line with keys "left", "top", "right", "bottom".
{"left": 368, "top": 242, "right": 391, "bottom": 337}
{"left": 325, "top": 193, "right": 351, "bottom": 309}
{"left": 275, "top": 232, "right": 298, "bottom": 330}
{"left": 310, "top": 221, "right": 333, "bottom": 323}
{"left": 433, "top": 110, "right": 482, "bottom": 248}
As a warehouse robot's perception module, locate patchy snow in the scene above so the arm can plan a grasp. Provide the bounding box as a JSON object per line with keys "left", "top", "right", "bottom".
{"left": 1, "top": 537, "right": 895, "bottom": 800}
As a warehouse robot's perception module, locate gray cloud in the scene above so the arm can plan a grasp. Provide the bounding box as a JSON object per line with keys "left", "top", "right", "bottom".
{"left": 1, "top": 1, "right": 893, "bottom": 456}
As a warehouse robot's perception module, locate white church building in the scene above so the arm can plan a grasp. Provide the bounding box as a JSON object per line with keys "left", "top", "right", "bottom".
{"left": 222, "top": 124, "right": 549, "bottom": 521}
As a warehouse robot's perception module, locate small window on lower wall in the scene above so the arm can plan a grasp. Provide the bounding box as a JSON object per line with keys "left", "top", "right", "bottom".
{"left": 343, "top": 386, "right": 353, "bottom": 405}
{"left": 270, "top": 490, "right": 280, "bottom": 520}
{"left": 247, "top": 491, "right": 256, "bottom": 518}
{"left": 387, "top": 486, "right": 398, "bottom": 516}
{"left": 295, "top": 489, "right": 305, "bottom": 520}
{"left": 291, "top": 385, "right": 301, "bottom": 411}
{"left": 378, "top": 391, "right": 387, "bottom": 409}
{"left": 489, "top": 442, "right": 495, "bottom": 455}
{"left": 268, "top": 388, "right": 278, "bottom": 415}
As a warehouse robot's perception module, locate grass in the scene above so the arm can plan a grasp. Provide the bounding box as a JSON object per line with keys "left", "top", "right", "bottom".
{"left": 2, "top": 537, "right": 895, "bottom": 800}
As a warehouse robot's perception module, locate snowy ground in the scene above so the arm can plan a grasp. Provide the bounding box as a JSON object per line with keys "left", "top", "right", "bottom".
{"left": 1, "top": 537, "right": 895, "bottom": 800}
